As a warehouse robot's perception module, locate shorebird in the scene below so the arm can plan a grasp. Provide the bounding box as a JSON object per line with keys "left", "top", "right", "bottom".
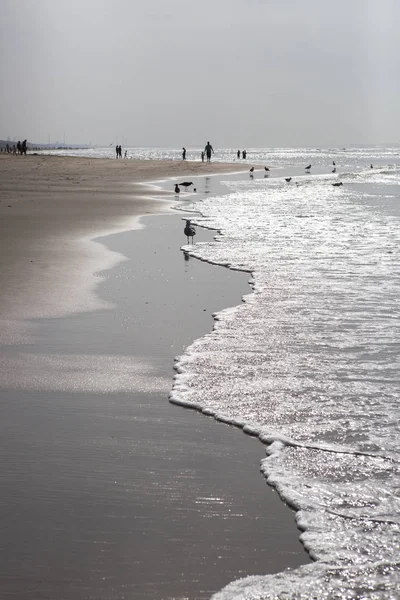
{"left": 184, "top": 220, "right": 196, "bottom": 244}
{"left": 370, "top": 164, "right": 373, "bottom": 169}
{"left": 179, "top": 181, "right": 194, "bottom": 190}
{"left": 305, "top": 164, "right": 311, "bottom": 170}
{"left": 174, "top": 184, "right": 180, "bottom": 194}
{"left": 249, "top": 167, "right": 255, "bottom": 173}
{"left": 264, "top": 167, "right": 270, "bottom": 172}
{"left": 285, "top": 177, "right": 292, "bottom": 183}
{"left": 332, "top": 182, "right": 343, "bottom": 187}
{"left": 332, "top": 167, "right": 336, "bottom": 173}
{"left": 333, "top": 161, "right": 336, "bottom": 165}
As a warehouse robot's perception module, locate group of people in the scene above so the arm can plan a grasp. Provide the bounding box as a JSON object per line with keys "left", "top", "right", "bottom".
{"left": 182, "top": 142, "right": 214, "bottom": 163}
{"left": 115, "top": 145, "right": 126, "bottom": 158}
{"left": 237, "top": 149, "right": 247, "bottom": 159}
{"left": 1, "top": 140, "right": 28, "bottom": 155}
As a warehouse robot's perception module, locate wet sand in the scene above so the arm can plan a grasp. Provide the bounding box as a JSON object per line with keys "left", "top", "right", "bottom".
{"left": 0, "top": 155, "right": 309, "bottom": 599}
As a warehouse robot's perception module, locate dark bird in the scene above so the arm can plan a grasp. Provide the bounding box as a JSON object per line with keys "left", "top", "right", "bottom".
{"left": 285, "top": 177, "right": 292, "bottom": 183}
{"left": 174, "top": 184, "right": 180, "bottom": 194}
{"left": 332, "top": 168, "right": 336, "bottom": 173}
{"left": 332, "top": 182, "right": 343, "bottom": 187}
{"left": 179, "top": 181, "right": 194, "bottom": 190}
{"left": 370, "top": 164, "right": 373, "bottom": 168}
{"left": 264, "top": 167, "right": 270, "bottom": 171}
{"left": 333, "top": 161, "right": 336, "bottom": 165}
{"left": 305, "top": 164, "right": 311, "bottom": 170}
{"left": 249, "top": 167, "right": 255, "bottom": 173}
{"left": 184, "top": 220, "right": 196, "bottom": 244}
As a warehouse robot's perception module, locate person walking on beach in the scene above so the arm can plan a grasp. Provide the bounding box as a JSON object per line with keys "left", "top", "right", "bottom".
{"left": 204, "top": 141, "right": 214, "bottom": 162}
{"left": 242, "top": 150, "right": 247, "bottom": 159}
{"left": 182, "top": 147, "right": 186, "bottom": 161}
{"left": 201, "top": 151, "right": 205, "bottom": 162}
{"left": 22, "top": 140, "right": 27, "bottom": 155}
{"left": 116, "top": 145, "right": 119, "bottom": 159}
{"left": 237, "top": 150, "right": 240, "bottom": 159}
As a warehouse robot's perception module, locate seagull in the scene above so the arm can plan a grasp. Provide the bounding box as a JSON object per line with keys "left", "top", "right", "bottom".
{"left": 249, "top": 167, "right": 255, "bottom": 173}
{"left": 332, "top": 182, "right": 343, "bottom": 187}
{"left": 332, "top": 168, "right": 336, "bottom": 173}
{"left": 333, "top": 161, "right": 336, "bottom": 165}
{"left": 184, "top": 220, "right": 196, "bottom": 244}
{"left": 305, "top": 164, "right": 311, "bottom": 170}
{"left": 179, "top": 181, "right": 194, "bottom": 190}
{"left": 285, "top": 177, "right": 292, "bottom": 183}
{"left": 370, "top": 164, "right": 373, "bottom": 169}
{"left": 264, "top": 167, "right": 270, "bottom": 171}
{"left": 174, "top": 184, "right": 180, "bottom": 194}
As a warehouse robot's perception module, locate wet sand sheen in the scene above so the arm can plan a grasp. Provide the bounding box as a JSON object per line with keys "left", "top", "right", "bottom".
{"left": 0, "top": 215, "right": 309, "bottom": 599}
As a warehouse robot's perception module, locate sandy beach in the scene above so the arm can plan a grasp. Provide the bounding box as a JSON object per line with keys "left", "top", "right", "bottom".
{"left": 0, "top": 154, "right": 309, "bottom": 599}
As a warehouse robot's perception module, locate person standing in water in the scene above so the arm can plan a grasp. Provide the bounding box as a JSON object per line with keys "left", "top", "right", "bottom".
{"left": 204, "top": 141, "right": 214, "bottom": 162}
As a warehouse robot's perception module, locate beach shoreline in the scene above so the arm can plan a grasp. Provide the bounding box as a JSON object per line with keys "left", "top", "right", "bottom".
{"left": 0, "top": 154, "right": 249, "bottom": 343}
{"left": 0, "top": 154, "right": 310, "bottom": 599}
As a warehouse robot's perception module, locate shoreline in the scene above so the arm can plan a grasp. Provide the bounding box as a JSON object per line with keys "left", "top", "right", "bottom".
{"left": 0, "top": 155, "right": 309, "bottom": 598}
{"left": 0, "top": 154, "right": 249, "bottom": 343}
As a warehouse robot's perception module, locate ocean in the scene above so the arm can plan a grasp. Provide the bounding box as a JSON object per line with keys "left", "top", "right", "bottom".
{"left": 42, "top": 146, "right": 400, "bottom": 598}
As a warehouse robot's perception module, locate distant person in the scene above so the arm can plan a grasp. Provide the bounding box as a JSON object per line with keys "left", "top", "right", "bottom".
{"left": 237, "top": 150, "right": 240, "bottom": 159}
{"left": 12, "top": 144, "right": 16, "bottom": 155}
{"left": 17, "top": 141, "right": 21, "bottom": 155}
{"left": 182, "top": 147, "right": 186, "bottom": 160}
{"left": 22, "top": 140, "right": 27, "bottom": 155}
{"left": 242, "top": 150, "right": 247, "bottom": 159}
{"left": 124, "top": 150, "right": 127, "bottom": 158}
{"left": 201, "top": 151, "right": 205, "bottom": 162}
{"left": 115, "top": 145, "right": 119, "bottom": 159}
{"left": 204, "top": 141, "right": 214, "bottom": 162}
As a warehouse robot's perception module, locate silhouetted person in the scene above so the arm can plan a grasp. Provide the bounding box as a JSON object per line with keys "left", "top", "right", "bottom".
{"left": 17, "top": 141, "right": 21, "bottom": 155}
{"left": 22, "top": 140, "right": 27, "bottom": 155}
{"left": 242, "top": 150, "right": 247, "bottom": 159}
{"left": 182, "top": 147, "right": 186, "bottom": 160}
{"left": 204, "top": 141, "right": 214, "bottom": 162}
{"left": 124, "top": 150, "right": 127, "bottom": 158}
{"left": 115, "top": 145, "right": 119, "bottom": 158}
{"left": 201, "top": 151, "right": 205, "bottom": 162}
{"left": 237, "top": 150, "right": 240, "bottom": 159}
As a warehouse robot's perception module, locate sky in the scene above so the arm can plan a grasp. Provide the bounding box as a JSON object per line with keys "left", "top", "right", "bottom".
{"left": 1, "top": 0, "right": 400, "bottom": 148}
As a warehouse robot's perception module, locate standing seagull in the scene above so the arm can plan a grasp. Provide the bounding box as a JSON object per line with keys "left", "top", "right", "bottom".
{"left": 264, "top": 166, "right": 270, "bottom": 172}
{"left": 174, "top": 184, "right": 180, "bottom": 194}
{"left": 249, "top": 167, "right": 255, "bottom": 173}
{"left": 184, "top": 220, "right": 196, "bottom": 244}
{"left": 305, "top": 164, "right": 311, "bottom": 170}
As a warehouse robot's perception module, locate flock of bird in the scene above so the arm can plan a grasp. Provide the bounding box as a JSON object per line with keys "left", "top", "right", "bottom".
{"left": 250, "top": 161, "right": 348, "bottom": 187}
{"left": 180, "top": 159, "right": 369, "bottom": 244}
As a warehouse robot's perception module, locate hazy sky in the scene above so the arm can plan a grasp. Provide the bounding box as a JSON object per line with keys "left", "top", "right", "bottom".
{"left": 1, "top": 0, "right": 400, "bottom": 147}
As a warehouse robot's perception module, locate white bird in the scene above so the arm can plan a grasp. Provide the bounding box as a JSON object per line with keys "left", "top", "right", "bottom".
{"left": 184, "top": 220, "right": 196, "bottom": 244}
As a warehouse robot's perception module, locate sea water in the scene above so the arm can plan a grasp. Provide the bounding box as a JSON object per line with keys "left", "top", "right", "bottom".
{"left": 43, "top": 145, "right": 400, "bottom": 597}
{"left": 167, "top": 152, "right": 400, "bottom": 598}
